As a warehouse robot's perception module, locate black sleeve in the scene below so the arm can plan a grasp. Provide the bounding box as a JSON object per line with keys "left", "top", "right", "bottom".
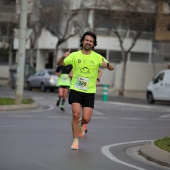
{"left": 69, "top": 65, "right": 73, "bottom": 72}
{"left": 56, "top": 66, "right": 61, "bottom": 73}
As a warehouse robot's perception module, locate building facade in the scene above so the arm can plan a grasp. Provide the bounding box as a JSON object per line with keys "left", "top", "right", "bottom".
{"left": 0, "top": 0, "right": 16, "bottom": 85}
{"left": 1, "top": 0, "right": 170, "bottom": 93}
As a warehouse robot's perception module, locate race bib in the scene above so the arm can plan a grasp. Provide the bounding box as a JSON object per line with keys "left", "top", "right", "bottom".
{"left": 61, "top": 74, "right": 69, "bottom": 81}
{"left": 75, "top": 76, "right": 89, "bottom": 90}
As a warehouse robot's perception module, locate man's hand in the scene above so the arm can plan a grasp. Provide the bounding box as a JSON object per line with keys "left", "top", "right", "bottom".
{"left": 101, "top": 57, "right": 114, "bottom": 70}
{"left": 57, "top": 49, "right": 71, "bottom": 66}
{"left": 63, "top": 49, "right": 71, "bottom": 58}
{"left": 102, "top": 57, "right": 108, "bottom": 68}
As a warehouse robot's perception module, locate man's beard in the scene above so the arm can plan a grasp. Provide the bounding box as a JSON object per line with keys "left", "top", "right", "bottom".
{"left": 83, "top": 44, "right": 92, "bottom": 51}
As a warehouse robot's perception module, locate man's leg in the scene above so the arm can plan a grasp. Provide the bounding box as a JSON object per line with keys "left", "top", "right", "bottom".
{"left": 56, "top": 87, "right": 63, "bottom": 106}
{"left": 78, "top": 107, "right": 92, "bottom": 137}
{"left": 60, "top": 88, "right": 68, "bottom": 111}
{"left": 71, "top": 103, "right": 81, "bottom": 150}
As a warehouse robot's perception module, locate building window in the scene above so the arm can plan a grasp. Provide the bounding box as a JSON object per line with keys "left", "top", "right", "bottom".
{"left": 109, "top": 51, "right": 122, "bottom": 63}
{"left": 164, "top": 55, "right": 170, "bottom": 62}
{"left": 95, "top": 49, "right": 106, "bottom": 59}
{"left": 2, "top": 0, "right": 15, "bottom": 5}
{"left": 0, "top": 48, "right": 9, "bottom": 65}
{"left": 152, "top": 54, "right": 166, "bottom": 63}
{"left": 130, "top": 52, "right": 149, "bottom": 62}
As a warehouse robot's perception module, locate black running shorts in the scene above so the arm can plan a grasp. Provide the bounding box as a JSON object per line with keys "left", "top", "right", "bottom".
{"left": 59, "top": 86, "right": 70, "bottom": 89}
{"left": 68, "top": 89, "right": 95, "bottom": 108}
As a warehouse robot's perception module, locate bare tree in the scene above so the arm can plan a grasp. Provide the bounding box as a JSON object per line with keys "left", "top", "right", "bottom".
{"left": 94, "top": 0, "right": 155, "bottom": 96}
{"left": 34, "top": 0, "right": 80, "bottom": 68}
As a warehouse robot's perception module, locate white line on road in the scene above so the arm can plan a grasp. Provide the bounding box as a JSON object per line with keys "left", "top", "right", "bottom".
{"left": 99, "top": 101, "right": 153, "bottom": 109}
{"left": 118, "top": 117, "right": 145, "bottom": 121}
{"left": 97, "top": 101, "right": 170, "bottom": 112}
{"left": 31, "top": 105, "right": 54, "bottom": 112}
{"left": 160, "top": 114, "right": 170, "bottom": 118}
{"left": 93, "top": 109, "right": 104, "bottom": 115}
{"left": 101, "top": 140, "right": 152, "bottom": 170}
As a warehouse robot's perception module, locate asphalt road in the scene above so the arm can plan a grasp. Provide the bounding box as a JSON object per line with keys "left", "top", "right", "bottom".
{"left": 0, "top": 87, "right": 170, "bottom": 170}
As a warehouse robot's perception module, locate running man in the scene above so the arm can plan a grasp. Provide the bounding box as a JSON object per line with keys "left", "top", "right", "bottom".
{"left": 69, "top": 68, "right": 102, "bottom": 134}
{"left": 55, "top": 65, "right": 72, "bottom": 111}
{"left": 57, "top": 31, "right": 114, "bottom": 150}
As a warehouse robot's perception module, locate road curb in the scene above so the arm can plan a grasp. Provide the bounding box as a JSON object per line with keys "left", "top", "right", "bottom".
{"left": 139, "top": 141, "right": 170, "bottom": 168}
{"left": 0, "top": 102, "right": 40, "bottom": 111}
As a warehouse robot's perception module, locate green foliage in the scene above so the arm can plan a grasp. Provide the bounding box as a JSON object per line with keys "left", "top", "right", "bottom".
{"left": 155, "top": 136, "right": 170, "bottom": 152}
{"left": 0, "top": 98, "right": 34, "bottom": 105}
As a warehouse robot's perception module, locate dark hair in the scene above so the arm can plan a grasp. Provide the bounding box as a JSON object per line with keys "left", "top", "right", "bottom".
{"left": 80, "top": 31, "right": 97, "bottom": 49}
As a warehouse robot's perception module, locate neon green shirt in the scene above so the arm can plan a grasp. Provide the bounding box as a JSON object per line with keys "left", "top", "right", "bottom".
{"left": 63, "top": 50, "right": 108, "bottom": 93}
{"left": 57, "top": 74, "right": 71, "bottom": 87}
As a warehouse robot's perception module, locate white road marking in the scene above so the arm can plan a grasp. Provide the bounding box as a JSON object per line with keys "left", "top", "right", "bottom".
{"left": 93, "top": 109, "right": 104, "bottom": 115}
{"left": 97, "top": 101, "right": 170, "bottom": 112}
{"left": 31, "top": 105, "right": 54, "bottom": 112}
{"left": 99, "top": 101, "right": 153, "bottom": 108}
{"left": 160, "top": 114, "right": 170, "bottom": 118}
{"left": 118, "top": 117, "right": 145, "bottom": 120}
{"left": 101, "top": 140, "right": 152, "bottom": 170}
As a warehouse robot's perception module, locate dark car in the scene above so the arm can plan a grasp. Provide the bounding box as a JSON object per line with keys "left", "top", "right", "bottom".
{"left": 26, "top": 69, "right": 58, "bottom": 92}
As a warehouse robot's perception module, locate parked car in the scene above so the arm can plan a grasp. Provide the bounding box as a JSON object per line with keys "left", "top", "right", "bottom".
{"left": 10, "top": 64, "right": 35, "bottom": 89}
{"left": 26, "top": 69, "right": 58, "bottom": 92}
{"left": 146, "top": 69, "right": 170, "bottom": 103}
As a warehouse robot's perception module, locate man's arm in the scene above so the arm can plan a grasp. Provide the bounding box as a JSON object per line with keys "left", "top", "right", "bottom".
{"left": 55, "top": 67, "right": 60, "bottom": 76}
{"left": 55, "top": 72, "right": 61, "bottom": 77}
{"left": 69, "top": 69, "right": 73, "bottom": 78}
{"left": 101, "top": 58, "right": 114, "bottom": 71}
{"left": 97, "top": 68, "right": 102, "bottom": 79}
{"left": 56, "top": 49, "right": 71, "bottom": 66}
{"left": 96, "top": 68, "right": 102, "bottom": 86}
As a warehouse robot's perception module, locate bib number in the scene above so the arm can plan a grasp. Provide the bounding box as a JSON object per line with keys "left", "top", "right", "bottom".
{"left": 75, "top": 77, "right": 89, "bottom": 90}
{"left": 61, "top": 75, "right": 69, "bottom": 81}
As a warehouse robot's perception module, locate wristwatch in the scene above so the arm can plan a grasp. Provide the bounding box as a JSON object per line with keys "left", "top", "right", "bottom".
{"left": 107, "top": 63, "right": 110, "bottom": 68}
{"left": 97, "top": 78, "right": 100, "bottom": 82}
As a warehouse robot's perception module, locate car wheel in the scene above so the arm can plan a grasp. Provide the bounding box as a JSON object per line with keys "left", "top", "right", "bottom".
{"left": 40, "top": 83, "right": 46, "bottom": 91}
{"left": 147, "top": 92, "right": 155, "bottom": 104}
{"left": 27, "top": 82, "right": 32, "bottom": 91}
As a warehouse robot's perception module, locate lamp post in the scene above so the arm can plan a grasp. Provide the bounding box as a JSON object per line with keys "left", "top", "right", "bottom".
{"left": 15, "top": 0, "right": 27, "bottom": 104}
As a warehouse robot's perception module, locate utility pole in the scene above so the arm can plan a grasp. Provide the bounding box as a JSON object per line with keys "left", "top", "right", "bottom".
{"left": 15, "top": 0, "right": 27, "bottom": 104}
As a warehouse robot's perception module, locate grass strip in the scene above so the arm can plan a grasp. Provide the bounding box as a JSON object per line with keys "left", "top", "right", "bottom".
{"left": 155, "top": 136, "right": 170, "bottom": 152}
{"left": 0, "top": 98, "right": 34, "bottom": 105}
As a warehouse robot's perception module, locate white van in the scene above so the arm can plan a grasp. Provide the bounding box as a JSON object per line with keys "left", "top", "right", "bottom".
{"left": 146, "top": 69, "right": 170, "bottom": 103}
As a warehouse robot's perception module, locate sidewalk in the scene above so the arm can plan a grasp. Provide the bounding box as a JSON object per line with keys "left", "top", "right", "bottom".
{"left": 96, "top": 86, "right": 146, "bottom": 99}
{"left": 0, "top": 102, "right": 39, "bottom": 111}
{"left": 139, "top": 141, "right": 170, "bottom": 168}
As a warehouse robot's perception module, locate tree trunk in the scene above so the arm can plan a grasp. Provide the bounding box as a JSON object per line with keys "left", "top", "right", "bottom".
{"left": 30, "top": 48, "right": 34, "bottom": 67}
{"left": 119, "top": 52, "right": 128, "bottom": 96}
{"left": 53, "top": 45, "right": 59, "bottom": 68}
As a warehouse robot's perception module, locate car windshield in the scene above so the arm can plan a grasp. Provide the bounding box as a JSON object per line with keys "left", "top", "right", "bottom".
{"left": 48, "top": 71, "right": 55, "bottom": 75}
